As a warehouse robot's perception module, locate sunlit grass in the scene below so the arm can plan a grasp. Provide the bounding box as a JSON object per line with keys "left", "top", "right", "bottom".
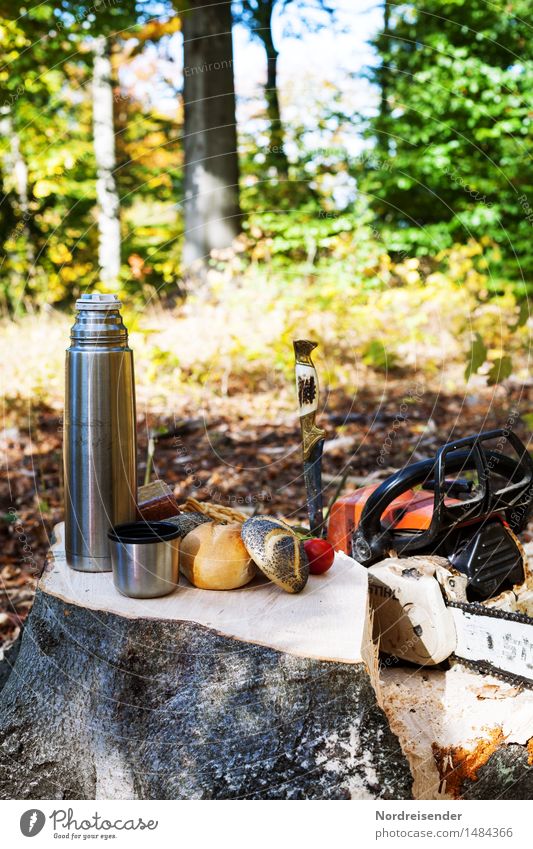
{"left": 1, "top": 247, "right": 529, "bottom": 417}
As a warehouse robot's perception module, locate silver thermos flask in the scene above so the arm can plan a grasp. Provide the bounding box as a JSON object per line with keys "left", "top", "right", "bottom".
{"left": 64, "top": 293, "right": 137, "bottom": 572}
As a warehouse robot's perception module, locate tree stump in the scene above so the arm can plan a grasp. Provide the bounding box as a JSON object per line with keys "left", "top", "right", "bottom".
{"left": 381, "top": 664, "right": 533, "bottom": 800}
{"left": 0, "top": 524, "right": 413, "bottom": 800}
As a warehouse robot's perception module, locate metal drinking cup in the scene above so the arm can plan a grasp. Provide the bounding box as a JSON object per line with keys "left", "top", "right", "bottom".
{"left": 108, "top": 521, "right": 181, "bottom": 598}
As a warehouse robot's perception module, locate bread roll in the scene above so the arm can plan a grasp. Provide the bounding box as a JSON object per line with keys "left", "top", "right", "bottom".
{"left": 180, "top": 522, "right": 256, "bottom": 590}
{"left": 241, "top": 517, "right": 309, "bottom": 594}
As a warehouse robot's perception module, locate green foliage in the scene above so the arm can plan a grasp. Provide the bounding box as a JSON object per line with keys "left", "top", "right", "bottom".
{"left": 362, "top": 340, "right": 396, "bottom": 371}
{"left": 465, "top": 333, "right": 487, "bottom": 382}
{"left": 487, "top": 355, "right": 513, "bottom": 386}
{"left": 1, "top": 233, "right": 530, "bottom": 408}
{"left": 0, "top": 0, "right": 530, "bottom": 391}
{"left": 0, "top": 1, "right": 180, "bottom": 312}
{"left": 203, "top": 232, "right": 529, "bottom": 384}
{"left": 360, "top": 0, "right": 533, "bottom": 283}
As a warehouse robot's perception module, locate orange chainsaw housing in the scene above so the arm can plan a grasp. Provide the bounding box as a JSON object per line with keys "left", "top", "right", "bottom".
{"left": 327, "top": 485, "right": 463, "bottom": 555}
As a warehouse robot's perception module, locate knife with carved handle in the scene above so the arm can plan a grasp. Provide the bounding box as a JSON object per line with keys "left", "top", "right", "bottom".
{"left": 293, "top": 340, "right": 326, "bottom": 536}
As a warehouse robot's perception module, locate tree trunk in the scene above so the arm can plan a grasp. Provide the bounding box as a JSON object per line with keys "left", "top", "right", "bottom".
{"left": 262, "top": 33, "right": 289, "bottom": 176}
{"left": 93, "top": 35, "right": 121, "bottom": 287}
{"left": 0, "top": 524, "right": 413, "bottom": 800}
{"left": 181, "top": 0, "right": 241, "bottom": 272}
{"left": 0, "top": 110, "right": 35, "bottom": 284}
{"left": 377, "top": 0, "right": 392, "bottom": 155}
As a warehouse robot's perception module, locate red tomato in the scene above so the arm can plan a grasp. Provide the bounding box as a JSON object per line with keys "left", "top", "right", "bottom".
{"left": 303, "top": 538, "right": 335, "bottom": 575}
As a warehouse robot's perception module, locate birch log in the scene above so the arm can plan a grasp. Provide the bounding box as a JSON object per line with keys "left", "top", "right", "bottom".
{"left": 93, "top": 35, "right": 121, "bottom": 286}
{"left": 0, "top": 110, "right": 35, "bottom": 277}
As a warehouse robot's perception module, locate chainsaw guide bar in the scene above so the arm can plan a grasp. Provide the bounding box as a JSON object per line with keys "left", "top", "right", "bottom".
{"left": 448, "top": 600, "right": 533, "bottom": 689}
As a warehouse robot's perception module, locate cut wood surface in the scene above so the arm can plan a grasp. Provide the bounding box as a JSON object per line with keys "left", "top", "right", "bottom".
{"left": 45, "top": 523, "right": 369, "bottom": 664}
{"left": 381, "top": 664, "right": 533, "bottom": 800}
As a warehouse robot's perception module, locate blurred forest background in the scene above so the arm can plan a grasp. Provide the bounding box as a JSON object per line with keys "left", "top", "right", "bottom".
{"left": 1, "top": 1, "right": 533, "bottom": 647}
{"left": 0, "top": 0, "right": 531, "bottom": 392}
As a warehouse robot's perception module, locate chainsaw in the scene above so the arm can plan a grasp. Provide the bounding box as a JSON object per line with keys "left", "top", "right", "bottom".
{"left": 293, "top": 341, "right": 533, "bottom": 687}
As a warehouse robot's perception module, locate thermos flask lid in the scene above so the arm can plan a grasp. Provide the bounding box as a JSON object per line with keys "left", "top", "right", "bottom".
{"left": 76, "top": 293, "right": 122, "bottom": 311}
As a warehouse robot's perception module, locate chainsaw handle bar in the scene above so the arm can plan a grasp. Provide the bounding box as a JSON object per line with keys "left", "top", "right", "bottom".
{"left": 353, "top": 429, "right": 533, "bottom": 566}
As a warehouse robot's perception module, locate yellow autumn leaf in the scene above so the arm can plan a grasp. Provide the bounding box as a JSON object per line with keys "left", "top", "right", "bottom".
{"left": 48, "top": 244, "right": 72, "bottom": 264}
{"left": 33, "top": 179, "right": 57, "bottom": 198}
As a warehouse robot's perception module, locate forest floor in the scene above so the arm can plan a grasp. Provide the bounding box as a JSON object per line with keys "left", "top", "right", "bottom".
{"left": 2, "top": 374, "right": 533, "bottom": 651}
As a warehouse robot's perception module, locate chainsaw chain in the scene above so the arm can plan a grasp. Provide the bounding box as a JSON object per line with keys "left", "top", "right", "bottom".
{"left": 450, "top": 655, "right": 533, "bottom": 691}
{"left": 447, "top": 601, "right": 533, "bottom": 689}
{"left": 446, "top": 599, "right": 533, "bottom": 625}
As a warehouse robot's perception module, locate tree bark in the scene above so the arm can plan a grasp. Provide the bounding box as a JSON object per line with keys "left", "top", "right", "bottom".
{"left": 92, "top": 35, "right": 121, "bottom": 287}
{"left": 0, "top": 110, "right": 35, "bottom": 283}
{"left": 239, "top": 1, "right": 289, "bottom": 176}
{"left": 261, "top": 27, "right": 289, "bottom": 176}
{"left": 377, "top": 0, "right": 392, "bottom": 155}
{"left": 181, "top": 0, "right": 241, "bottom": 272}
{"left": 0, "top": 525, "right": 413, "bottom": 800}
